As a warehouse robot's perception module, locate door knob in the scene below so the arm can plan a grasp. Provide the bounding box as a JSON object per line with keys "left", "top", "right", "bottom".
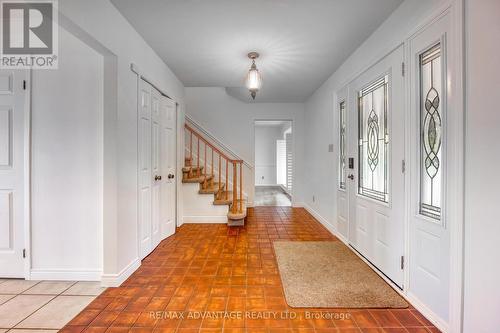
{"left": 348, "top": 174, "right": 354, "bottom": 180}
{"left": 168, "top": 174, "right": 175, "bottom": 179}
{"left": 154, "top": 175, "right": 162, "bottom": 181}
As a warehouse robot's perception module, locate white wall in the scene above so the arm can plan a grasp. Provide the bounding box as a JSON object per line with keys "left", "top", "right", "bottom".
{"left": 463, "top": 0, "right": 500, "bottom": 332}
{"left": 30, "top": 27, "right": 103, "bottom": 280}
{"left": 254, "top": 126, "right": 282, "bottom": 186}
{"left": 48, "top": 0, "right": 186, "bottom": 284}
{"left": 185, "top": 87, "right": 305, "bottom": 206}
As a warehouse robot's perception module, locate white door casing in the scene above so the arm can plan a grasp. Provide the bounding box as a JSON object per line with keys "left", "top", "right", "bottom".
{"left": 160, "top": 96, "right": 176, "bottom": 239}
{"left": 347, "top": 45, "right": 405, "bottom": 288}
{"left": 138, "top": 79, "right": 152, "bottom": 259}
{"left": 408, "top": 12, "right": 451, "bottom": 322}
{"left": 0, "top": 70, "right": 28, "bottom": 278}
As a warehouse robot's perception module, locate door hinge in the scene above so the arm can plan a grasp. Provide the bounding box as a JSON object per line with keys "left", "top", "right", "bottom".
{"left": 401, "top": 160, "right": 406, "bottom": 173}
{"left": 401, "top": 62, "right": 405, "bottom": 77}
{"left": 23, "top": 80, "right": 26, "bottom": 90}
{"left": 400, "top": 255, "right": 405, "bottom": 270}
{"left": 22, "top": 249, "right": 26, "bottom": 258}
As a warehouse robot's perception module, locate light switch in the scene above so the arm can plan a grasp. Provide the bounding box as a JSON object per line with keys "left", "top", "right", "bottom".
{"left": 328, "top": 144, "right": 334, "bottom": 152}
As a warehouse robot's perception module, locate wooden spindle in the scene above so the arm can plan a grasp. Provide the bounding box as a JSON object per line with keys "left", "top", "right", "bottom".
{"left": 232, "top": 161, "right": 237, "bottom": 213}
{"left": 218, "top": 154, "right": 221, "bottom": 198}
{"left": 190, "top": 131, "right": 193, "bottom": 160}
{"left": 204, "top": 143, "right": 207, "bottom": 187}
{"left": 239, "top": 162, "right": 243, "bottom": 213}
{"left": 211, "top": 149, "right": 214, "bottom": 177}
{"left": 225, "top": 159, "right": 228, "bottom": 200}
{"left": 197, "top": 137, "right": 200, "bottom": 176}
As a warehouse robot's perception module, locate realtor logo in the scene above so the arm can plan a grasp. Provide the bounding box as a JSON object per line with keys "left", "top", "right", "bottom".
{"left": 0, "top": 0, "right": 58, "bottom": 69}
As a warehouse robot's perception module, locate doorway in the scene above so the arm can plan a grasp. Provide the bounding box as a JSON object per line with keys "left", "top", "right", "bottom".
{"left": 254, "top": 120, "right": 292, "bottom": 206}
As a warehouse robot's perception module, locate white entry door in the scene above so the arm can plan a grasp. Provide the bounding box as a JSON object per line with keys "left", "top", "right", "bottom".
{"left": 160, "top": 96, "right": 176, "bottom": 239}
{"left": 138, "top": 79, "right": 176, "bottom": 259}
{"left": 347, "top": 45, "right": 405, "bottom": 287}
{"left": 0, "top": 70, "right": 28, "bottom": 278}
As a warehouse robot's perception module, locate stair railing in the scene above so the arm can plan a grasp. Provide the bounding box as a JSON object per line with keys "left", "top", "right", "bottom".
{"left": 185, "top": 124, "right": 244, "bottom": 214}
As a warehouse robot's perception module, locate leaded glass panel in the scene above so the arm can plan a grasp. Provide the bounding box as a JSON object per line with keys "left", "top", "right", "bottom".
{"left": 339, "top": 100, "right": 346, "bottom": 190}
{"left": 358, "top": 76, "right": 389, "bottom": 202}
{"left": 419, "top": 44, "right": 442, "bottom": 220}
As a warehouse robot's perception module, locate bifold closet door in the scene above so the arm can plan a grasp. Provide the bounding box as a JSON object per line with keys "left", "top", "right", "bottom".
{"left": 138, "top": 79, "right": 176, "bottom": 259}
{"left": 0, "top": 70, "right": 28, "bottom": 277}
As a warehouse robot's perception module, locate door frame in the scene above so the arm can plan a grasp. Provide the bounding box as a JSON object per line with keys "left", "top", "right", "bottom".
{"left": 133, "top": 67, "right": 179, "bottom": 259}
{"left": 253, "top": 119, "right": 294, "bottom": 206}
{"left": 332, "top": 1, "right": 464, "bottom": 331}
{"left": 22, "top": 70, "right": 32, "bottom": 279}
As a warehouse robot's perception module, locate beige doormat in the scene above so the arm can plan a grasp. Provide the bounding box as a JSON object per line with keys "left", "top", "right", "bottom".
{"left": 273, "top": 241, "right": 408, "bottom": 308}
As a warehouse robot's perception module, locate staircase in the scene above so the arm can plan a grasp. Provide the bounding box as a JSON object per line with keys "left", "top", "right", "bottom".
{"left": 182, "top": 123, "right": 247, "bottom": 226}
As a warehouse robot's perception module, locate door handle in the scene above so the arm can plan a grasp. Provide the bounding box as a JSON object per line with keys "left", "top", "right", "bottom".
{"left": 168, "top": 174, "right": 175, "bottom": 179}
{"left": 348, "top": 174, "right": 354, "bottom": 180}
{"left": 154, "top": 175, "right": 162, "bottom": 181}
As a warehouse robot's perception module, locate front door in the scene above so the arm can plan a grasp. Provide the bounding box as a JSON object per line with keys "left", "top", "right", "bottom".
{"left": 0, "top": 70, "right": 28, "bottom": 278}
{"left": 347, "top": 45, "right": 405, "bottom": 287}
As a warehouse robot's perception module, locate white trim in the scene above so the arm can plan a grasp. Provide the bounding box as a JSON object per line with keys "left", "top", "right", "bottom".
{"left": 100, "top": 258, "right": 141, "bottom": 287}
{"left": 182, "top": 216, "right": 227, "bottom": 223}
{"left": 30, "top": 268, "right": 102, "bottom": 281}
{"left": 302, "top": 203, "right": 449, "bottom": 333}
{"left": 186, "top": 114, "right": 253, "bottom": 169}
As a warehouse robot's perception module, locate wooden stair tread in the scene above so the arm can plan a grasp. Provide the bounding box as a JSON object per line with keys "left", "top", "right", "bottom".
{"left": 213, "top": 191, "right": 233, "bottom": 205}
{"left": 199, "top": 182, "right": 225, "bottom": 194}
{"left": 182, "top": 165, "right": 203, "bottom": 172}
{"left": 182, "top": 174, "right": 213, "bottom": 183}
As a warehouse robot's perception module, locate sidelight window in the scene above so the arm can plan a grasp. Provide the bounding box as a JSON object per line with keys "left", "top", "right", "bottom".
{"left": 339, "top": 100, "right": 346, "bottom": 190}
{"left": 419, "top": 43, "right": 443, "bottom": 220}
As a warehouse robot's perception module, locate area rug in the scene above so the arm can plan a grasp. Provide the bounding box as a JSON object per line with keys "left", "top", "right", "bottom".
{"left": 273, "top": 241, "right": 408, "bottom": 308}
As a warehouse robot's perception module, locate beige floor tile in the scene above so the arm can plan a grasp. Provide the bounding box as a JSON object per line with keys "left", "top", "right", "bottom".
{"left": 22, "top": 281, "right": 76, "bottom": 295}
{"left": 0, "top": 281, "right": 40, "bottom": 295}
{"left": 0, "top": 295, "right": 53, "bottom": 328}
{"left": 62, "top": 281, "right": 105, "bottom": 296}
{"left": 15, "top": 295, "right": 95, "bottom": 330}
{"left": 0, "top": 295, "right": 14, "bottom": 306}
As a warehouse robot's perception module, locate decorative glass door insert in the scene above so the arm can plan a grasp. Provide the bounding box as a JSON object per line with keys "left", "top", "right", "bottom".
{"left": 339, "top": 100, "right": 346, "bottom": 189}
{"left": 358, "top": 75, "right": 389, "bottom": 202}
{"left": 419, "top": 43, "right": 442, "bottom": 220}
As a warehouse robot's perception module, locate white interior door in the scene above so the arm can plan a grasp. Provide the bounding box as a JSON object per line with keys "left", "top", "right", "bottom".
{"left": 347, "top": 45, "right": 405, "bottom": 287}
{"left": 151, "top": 88, "right": 162, "bottom": 249}
{"left": 160, "top": 96, "right": 176, "bottom": 239}
{"left": 138, "top": 79, "right": 152, "bottom": 259}
{"left": 0, "top": 70, "right": 28, "bottom": 278}
{"left": 408, "top": 13, "right": 451, "bottom": 320}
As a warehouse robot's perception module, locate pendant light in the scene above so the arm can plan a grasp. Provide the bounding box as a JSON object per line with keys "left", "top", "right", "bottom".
{"left": 245, "top": 52, "right": 262, "bottom": 100}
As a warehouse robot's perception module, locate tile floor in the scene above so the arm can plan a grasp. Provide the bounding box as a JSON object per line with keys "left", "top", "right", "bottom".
{"left": 0, "top": 280, "right": 106, "bottom": 332}
{"left": 60, "top": 206, "right": 439, "bottom": 332}
{"left": 254, "top": 187, "right": 291, "bottom": 207}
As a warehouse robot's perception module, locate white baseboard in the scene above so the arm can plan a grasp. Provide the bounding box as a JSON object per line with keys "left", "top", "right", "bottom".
{"left": 301, "top": 203, "right": 448, "bottom": 332}
{"left": 406, "top": 292, "right": 450, "bottom": 333}
{"left": 30, "top": 268, "right": 102, "bottom": 281}
{"left": 183, "top": 215, "right": 227, "bottom": 223}
{"left": 100, "top": 258, "right": 141, "bottom": 287}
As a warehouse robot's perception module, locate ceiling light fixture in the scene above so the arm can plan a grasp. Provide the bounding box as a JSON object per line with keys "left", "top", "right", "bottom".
{"left": 245, "top": 52, "right": 262, "bottom": 100}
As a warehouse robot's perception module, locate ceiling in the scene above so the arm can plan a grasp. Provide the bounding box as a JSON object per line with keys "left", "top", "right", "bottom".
{"left": 111, "top": 0, "right": 403, "bottom": 103}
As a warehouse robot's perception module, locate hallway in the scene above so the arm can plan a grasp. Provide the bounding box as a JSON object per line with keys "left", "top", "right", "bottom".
{"left": 254, "top": 187, "right": 291, "bottom": 207}
{"left": 61, "top": 207, "right": 438, "bottom": 332}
